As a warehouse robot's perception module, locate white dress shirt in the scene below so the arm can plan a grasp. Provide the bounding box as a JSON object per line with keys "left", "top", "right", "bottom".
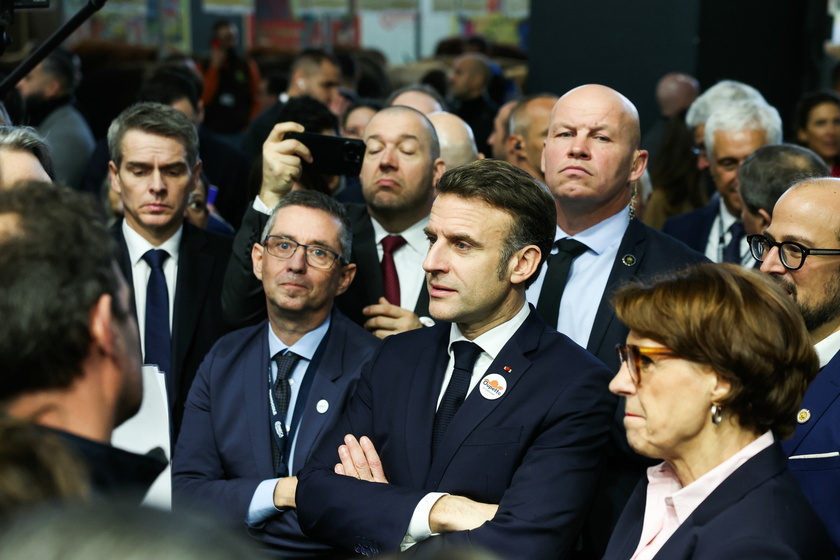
{"left": 402, "top": 302, "right": 531, "bottom": 549}
{"left": 122, "top": 220, "right": 181, "bottom": 358}
{"left": 370, "top": 215, "right": 428, "bottom": 313}
{"left": 703, "top": 198, "right": 751, "bottom": 266}
{"left": 526, "top": 207, "right": 628, "bottom": 348}
{"left": 815, "top": 328, "right": 840, "bottom": 368}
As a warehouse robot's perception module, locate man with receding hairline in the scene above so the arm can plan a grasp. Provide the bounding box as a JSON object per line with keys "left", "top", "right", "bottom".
{"left": 224, "top": 106, "right": 446, "bottom": 339}
{"left": 533, "top": 83, "right": 706, "bottom": 557}
{"left": 428, "top": 111, "right": 482, "bottom": 168}
{"left": 507, "top": 94, "right": 557, "bottom": 182}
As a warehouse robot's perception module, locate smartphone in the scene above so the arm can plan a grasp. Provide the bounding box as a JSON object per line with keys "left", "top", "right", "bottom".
{"left": 285, "top": 131, "right": 366, "bottom": 177}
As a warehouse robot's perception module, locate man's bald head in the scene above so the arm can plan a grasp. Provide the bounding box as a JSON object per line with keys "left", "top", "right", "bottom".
{"left": 542, "top": 84, "right": 648, "bottom": 233}
{"left": 655, "top": 72, "right": 700, "bottom": 117}
{"left": 427, "top": 111, "right": 480, "bottom": 169}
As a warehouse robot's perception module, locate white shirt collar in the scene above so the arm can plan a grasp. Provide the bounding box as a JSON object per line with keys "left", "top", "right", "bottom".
{"left": 556, "top": 206, "right": 630, "bottom": 255}
{"left": 268, "top": 313, "right": 331, "bottom": 361}
{"left": 815, "top": 328, "right": 840, "bottom": 368}
{"left": 122, "top": 219, "right": 182, "bottom": 266}
{"left": 370, "top": 215, "right": 430, "bottom": 254}
{"left": 447, "top": 301, "right": 531, "bottom": 360}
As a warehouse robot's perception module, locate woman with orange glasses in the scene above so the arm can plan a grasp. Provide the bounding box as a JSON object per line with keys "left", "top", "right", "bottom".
{"left": 602, "top": 263, "right": 832, "bottom": 559}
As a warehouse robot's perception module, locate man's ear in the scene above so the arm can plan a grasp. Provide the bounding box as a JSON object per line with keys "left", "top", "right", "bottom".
{"left": 336, "top": 263, "right": 357, "bottom": 296}
{"left": 758, "top": 208, "right": 772, "bottom": 231}
{"left": 108, "top": 161, "right": 122, "bottom": 195}
{"left": 508, "top": 134, "right": 525, "bottom": 157}
{"left": 252, "top": 243, "right": 265, "bottom": 281}
{"left": 89, "top": 293, "right": 114, "bottom": 356}
{"left": 628, "top": 149, "right": 649, "bottom": 183}
{"left": 431, "top": 157, "right": 446, "bottom": 187}
{"left": 509, "top": 245, "right": 541, "bottom": 286}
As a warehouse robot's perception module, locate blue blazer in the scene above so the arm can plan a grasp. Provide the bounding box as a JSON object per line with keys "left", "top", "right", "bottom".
{"left": 602, "top": 443, "right": 833, "bottom": 560}
{"left": 783, "top": 350, "right": 840, "bottom": 557}
{"left": 296, "top": 307, "right": 617, "bottom": 559}
{"left": 661, "top": 198, "right": 718, "bottom": 255}
{"left": 172, "top": 309, "right": 379, "bottom": 558}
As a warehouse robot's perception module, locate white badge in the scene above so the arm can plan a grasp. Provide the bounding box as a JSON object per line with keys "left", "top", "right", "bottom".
{"left": 274, "top": 421, "right": 285, "bottom": 438}
{"left": 316, "top": 399, "right": 329, "bottom": 414}
{"left": 479, "top": 374, "right": 507, "bottom": 400}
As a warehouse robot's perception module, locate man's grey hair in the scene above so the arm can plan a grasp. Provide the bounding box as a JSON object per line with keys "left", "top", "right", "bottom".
{"left": 685, "top": 80, "right": 766, "bottom": 129}
{"left": 261, "top": 190, "right": 353, "bottom": 261}
{"left": 107, "top": 102, "right": 199, "bottom": 169}
{"left": 739, "top": 144, "right": 829, "bottom": 216}
{"left": 704, "top": 100, "right": 782, "bottom": 157}
{"left": 0, "top": 126, "right": 54, "bottom": 179}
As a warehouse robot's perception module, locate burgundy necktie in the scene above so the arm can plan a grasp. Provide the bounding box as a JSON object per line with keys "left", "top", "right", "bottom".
{"left": 381, "top": 235, "right": 407, "bottom": 306}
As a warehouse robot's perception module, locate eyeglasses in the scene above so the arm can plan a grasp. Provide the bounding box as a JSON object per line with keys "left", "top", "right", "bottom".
{"left": 615, "top": 344, "right": 681, "bottom": 386}
{"left": 691, "top": 143, "right": 706, "bottom": 158}
{"left": 747, "top": 234, "right": 840, "bottom": 271}
{"left": 262, "top": 235, "right": 345, "bottom": 270}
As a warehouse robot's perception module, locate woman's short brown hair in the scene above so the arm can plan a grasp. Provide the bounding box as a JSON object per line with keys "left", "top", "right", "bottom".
{"left": 614, "top": 263, "right": 818, "bottom": 439}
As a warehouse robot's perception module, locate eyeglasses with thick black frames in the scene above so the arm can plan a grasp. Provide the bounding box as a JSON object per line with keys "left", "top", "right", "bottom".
{"left": 262, "top": 235, "right": 345, "bottom": 270}
{"left": 615, "top": 344, "right": 681, "bottom": 386}
{"left": 747, "top": 234, "right": 840, "bottom": 271}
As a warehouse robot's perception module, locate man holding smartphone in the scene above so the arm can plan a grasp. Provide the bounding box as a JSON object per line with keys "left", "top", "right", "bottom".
{"left": 223, "top": 106, "right": 446, "bottom": 339}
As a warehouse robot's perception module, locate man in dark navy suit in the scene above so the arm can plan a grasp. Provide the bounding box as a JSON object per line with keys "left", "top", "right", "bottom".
{"left": 533, "top": 84, "right": 707, "bottom": 557}
{"left": 173, "top": 190, "right": 379, "bottom": 557}
{"left": 753, "top": 178, "right": 840, "bottom": 555}
{"left": 296, "top": 159, "right": 616, "bottom": 559}
{"left": 108, "top": 102, "right": 232, "bottom": 444}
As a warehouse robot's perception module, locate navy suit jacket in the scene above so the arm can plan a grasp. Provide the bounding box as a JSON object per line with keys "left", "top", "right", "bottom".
{"left": 782, "top": 350, "right": 840, "bottom": 557}
{"left": 570, "top": 218, "right": 707, "bottom": 559}
{"left": 296, "top": 307, "right": 616, "bottom": 559}
{"left": 661, "top": 198, "right": 718, "bottom": 255}
{"left": 112, "top": 220, "right": 232, "bottom": 444}
{"left": 602, "top": 443, "right": 833, "bottom": 560}
{"left": 172, "top": 309, "right": 379, "bottom": 557}
{"left": 585, "top": 218, "right": 708, "bottom": 373}
{"left": 222, "top": 203, "right": 430, "bottom": 329}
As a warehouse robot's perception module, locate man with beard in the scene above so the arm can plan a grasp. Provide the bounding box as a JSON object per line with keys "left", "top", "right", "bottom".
{"left": 200, "top": 20, "right": 261, "bottom": 138}
{"left": 224, "top": 106, "right": 446, "bottom": 338}
{"left": 15, "top": 48, "right": 95, "bottom": 190}
{"left": 750, "top": 178, "right": 840, "bottom": 554}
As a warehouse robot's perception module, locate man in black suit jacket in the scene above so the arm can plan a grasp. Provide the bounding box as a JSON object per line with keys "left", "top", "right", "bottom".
{"left": 173, "top": 191, "right": 379, "bottom": 557}
{"left": 108, "top": 102, "right": 231, "bottom": 444}
{"left": 296, "top": 159, "right": 615, "bottom": 559}
{"left": 535, "top": 85, "right": 708, "bottom": 557}
{"left": 223, "top": 107, "right": 446, "bottom": 338}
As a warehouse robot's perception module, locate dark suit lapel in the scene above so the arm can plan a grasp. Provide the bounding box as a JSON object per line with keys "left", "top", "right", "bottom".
{"left": 654, "top": 444, "right": 786, "bottom": 560}
{"left": 403, "top": 327, "right": 450, "bottom": 488}
{"left": 694, "top": 199, "right": 718, "bottom": 253}
{"left": 110, "top": 221, "right": 137, "bottom": 317}
{"left": 292, "top": 312, "right": 348, "bottom": 471}
{"left": 587, "top": 218, "right": 647, "bottom": 357}
{"left": 784, "top": 353, "right": 840, "bottom": 453}
{"left": 425, "top": 310, "right": 542, "bottom": 487}
{"left": 244, "top": 322, "right": 275, "bottom": 480}
{"left": 414, "top": 281, "right": 430, "bottom": 318}
{"left": 352, "top": 210, "right": 384, "bottom": 305}
{"left": 172, "top": 224, "right": 214, "bottom": 383}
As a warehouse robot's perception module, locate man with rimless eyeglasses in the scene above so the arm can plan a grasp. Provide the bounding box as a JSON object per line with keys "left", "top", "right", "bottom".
{"left": 749, "top": 178, "right": 840, "bottom": 555}
{"left": 173, "top": 190, "right": 379, "bottom": 557}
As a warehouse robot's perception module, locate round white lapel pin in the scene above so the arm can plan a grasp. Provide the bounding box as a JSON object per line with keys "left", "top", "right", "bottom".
{"left": 479, "top": 374, "right": 507, "bottom": 400}
{"left": 316, "top": 399, "right": 329, "bottom": 414}
{"left": 797, "top": 408, "right": 811, "bottom": 424}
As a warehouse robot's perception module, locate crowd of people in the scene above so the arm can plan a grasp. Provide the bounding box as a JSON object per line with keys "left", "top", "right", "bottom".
{"left": 2, "top": 24, "right": 840, "bottom": 560}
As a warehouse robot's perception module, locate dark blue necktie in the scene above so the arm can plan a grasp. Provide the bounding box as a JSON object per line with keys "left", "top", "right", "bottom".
{"left": 723, "top": 221, "right": 745, "bottom": 264}
{"left": 433, "top": 341, "right": 483, "bottom": 455}
{"left": 143, "top": 249, "right": 171, "bottom": 377}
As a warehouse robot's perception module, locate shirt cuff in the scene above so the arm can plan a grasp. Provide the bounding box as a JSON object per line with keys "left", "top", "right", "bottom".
{"left": 400, "top": 492, "right": 447, "bottom": 551}
{"left": 253, "top": 195, "right": 272, "bottom": 215}
{"left": 246, "top": 478, "right": 282, "bottom": 526}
